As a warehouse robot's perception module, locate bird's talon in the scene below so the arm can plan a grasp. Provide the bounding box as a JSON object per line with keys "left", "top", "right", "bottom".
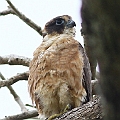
{"left": 63, "top": 104, "right": 72, "bottom": 113}
{"left": 47, "top": 113, "right": 62, "bottom": 120}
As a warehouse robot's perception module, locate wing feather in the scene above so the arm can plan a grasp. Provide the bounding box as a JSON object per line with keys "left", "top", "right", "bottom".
{"left": 79, "top": 43, "right": 92, "bottom": 102}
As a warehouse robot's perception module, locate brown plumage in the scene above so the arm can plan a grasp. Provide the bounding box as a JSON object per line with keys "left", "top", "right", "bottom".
{"left": 28, "top": 15, "right": 92, "bottom": 119}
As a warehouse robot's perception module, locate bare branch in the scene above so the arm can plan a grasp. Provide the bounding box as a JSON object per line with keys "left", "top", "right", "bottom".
{"left": 0, "top": 71, "right": 29, "bottom": 87}
{"left": 0, "top": 6, "right": 15, "bottom": 16}
{"left": 0, "top": 54, "right": 31, "bottom": 67}
{"left": 0, "top": 72, "right": 28, "bottom": 112}
{"left": 25, "top": 104, "right": 36, "bottom": 108}
{"left": 9, "top": 86, "right": 28, "bottom": 112}
{"left": 1, "top": 110, "right": 38, "bottom": 120}
{"left": 5, "top": 0, "right": 42, "bottom": 35}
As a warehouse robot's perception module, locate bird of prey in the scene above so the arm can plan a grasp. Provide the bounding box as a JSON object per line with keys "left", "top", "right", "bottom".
{"left": 28, "top": 15, "right": 92, "bottom": 120}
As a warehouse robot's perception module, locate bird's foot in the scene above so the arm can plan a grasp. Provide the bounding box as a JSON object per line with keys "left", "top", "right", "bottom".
{"left": 47, "top": 113, "right": 62, "bottom": 120}
{"left": 63, "top": 104, "right": 72, "bottom": 113}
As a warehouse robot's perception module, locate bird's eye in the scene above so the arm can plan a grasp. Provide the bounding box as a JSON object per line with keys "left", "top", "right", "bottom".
{"left": 56, "top": 19, "right": 64, "bottom": 25}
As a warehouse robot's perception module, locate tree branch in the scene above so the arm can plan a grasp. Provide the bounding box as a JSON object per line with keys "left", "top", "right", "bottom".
{"left": 9, "top": 86, "right": 28, "bottom": 112}
{"left": 0, "top": 71, "right": 29, "bottom": 87}
{"left": 4, "top": 0, "right": 42, "bottom": 35}
{"left": 0, "top": 6, "right": 15, "bottom": 16}
{"left": 0, "top": 54, "right": 31, "bottom": 67}
{"left": 54, "top": 96, "right": 102, "bottom": 120}
{"left": 1, "top": 110, "right": 38, "bottom": 120}
{"left": 0, "top": 72, "right": 28, "bottom": 112}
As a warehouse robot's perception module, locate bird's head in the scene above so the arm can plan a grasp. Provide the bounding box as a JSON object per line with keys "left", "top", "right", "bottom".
{"left": 42, "top": 15, "right": 76, "bottom": 38}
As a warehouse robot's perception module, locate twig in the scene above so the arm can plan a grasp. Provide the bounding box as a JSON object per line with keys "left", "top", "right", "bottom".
{"left": 0, "top": 54, "right": 31, "bottom": 67}
{"left": 1, "top": 110, "right": 38, "bottom": 120}
{"left": 9, "top": 86, "right": 28, "bottom": 112}
{"left": 5, "top": 0, "right": 42, "bottom": 35}
{"left": 0, "top": 6, "right": 15, "bottom": 16}
{"left": 0, "top": 71, "right": 29, "bottom": 87}
{"left": 25, "top": 104, "right": 36, "bottom": 108}
{"left": 0, "top": 72, "right": 28, "bottom": 112}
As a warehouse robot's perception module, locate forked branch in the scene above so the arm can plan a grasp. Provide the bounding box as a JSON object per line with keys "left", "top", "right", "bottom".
{"left": 0, "top": 72, "right": 28, "bottom": 112}
{"left": 0, "top": 0, "right": 42, "bottom": 35}
{"left": 0, "top": 71, "right": 29, "bottom": 87}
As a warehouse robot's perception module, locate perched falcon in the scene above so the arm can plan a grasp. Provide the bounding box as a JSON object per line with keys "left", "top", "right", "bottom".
{"left": 28, "top": 15, "right": 92, "bottom": 119}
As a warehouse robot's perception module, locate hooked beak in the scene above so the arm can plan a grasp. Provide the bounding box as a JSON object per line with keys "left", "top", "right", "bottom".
{"left": 66, "top": 20, "right": 76, "bottom": 28}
